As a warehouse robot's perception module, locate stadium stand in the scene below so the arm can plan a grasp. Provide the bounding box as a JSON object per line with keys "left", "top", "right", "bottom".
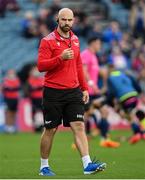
{"left": 0, "top": 0, "right": 129, "bottom": 72}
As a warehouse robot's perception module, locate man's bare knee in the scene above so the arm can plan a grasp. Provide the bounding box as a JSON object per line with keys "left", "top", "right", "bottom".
{"left": 43, "top": 127, "right": 58, "bottom": 136}
{"left": 70, "top": 121, "right": 85, "bottom": 133}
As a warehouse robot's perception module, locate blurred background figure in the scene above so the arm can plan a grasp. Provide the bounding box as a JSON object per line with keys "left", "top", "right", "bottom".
{"left": 2, "top": 69, "right": 20, "bottom": 133}
{"left": 27, "top": 65, "right": 44, "bottom": 132}
{"left": 0, "top": 0, "right": 7, "bottom": 18}
{"left": 0, "top": 0, "right": 20, "bottom": 18}
{"left": 103, "top": 20, "right": 122, "bottom": 44}
{"left": 107, "top": 63, "right": 145, "bottom": 144}
{"left": 81, "top": 36, "right": 104, "bottom": 100}
{"left": 0, "top": 83, "right": 5, "bottom": 131}
{"left": 129, "top": 0, "right": 145, "bottom": 40}
{"left": 21, "top": 11, "right": 39, "bottom": 38}
{"left": 108, "top": 46, "right": 129, "bottom": 71}
{"left": 81, "top": 36, "right": 120, "bottom": 148}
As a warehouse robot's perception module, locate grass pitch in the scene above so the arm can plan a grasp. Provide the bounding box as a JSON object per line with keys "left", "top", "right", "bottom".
{"left": 0, "top": 130, "right": 145, "bottom": 179}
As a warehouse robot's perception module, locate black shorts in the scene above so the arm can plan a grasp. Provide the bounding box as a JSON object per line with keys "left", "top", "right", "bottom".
{"left": 4, "top": 98, "right": 18, "bottom": 111}
{"left": 121, "top": 96, "right": 138, "bottom": 113}
{"left": 42, "top": 87, "right": 85, "bottom": 129}
{"left": 89, "top": 94, "right": 101, "bottom": 102}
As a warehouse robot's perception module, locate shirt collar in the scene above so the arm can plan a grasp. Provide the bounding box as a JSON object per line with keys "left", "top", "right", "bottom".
{"left": 54, "top": 29, "right": 74, "bottom": 41}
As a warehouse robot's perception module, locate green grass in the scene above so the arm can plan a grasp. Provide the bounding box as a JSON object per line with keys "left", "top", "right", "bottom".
{"left": 0, "top": 130, "right": 145, "bottom": 179}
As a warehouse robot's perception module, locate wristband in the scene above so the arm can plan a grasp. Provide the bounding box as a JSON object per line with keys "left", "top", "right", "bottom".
{"left": 88, "top": 80, "right": 94, "bottom": 86}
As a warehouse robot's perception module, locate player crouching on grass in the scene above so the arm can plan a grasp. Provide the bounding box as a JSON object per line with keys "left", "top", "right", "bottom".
{"left": 93, "top": 63, "right": 145, "bottom": 145}
{"left": 72, "top": 101, "right": 120, "bottom": 148}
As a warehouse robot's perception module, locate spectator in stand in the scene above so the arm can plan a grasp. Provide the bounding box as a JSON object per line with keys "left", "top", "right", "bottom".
{"left": 103, "top": 20, "right": 122, "bottom": 43}
{"left": 132, "top": 51, "right": 145, "bottom": 72}
{"left": 37, "top": 8, "right": 56, "bottom": 31}
{"left": 21, "top": 11, "right": 39, "bottom": 38}
{"left": 108, "top": 46, "right": 129, "bottom": 71}
{"left": 6, "top": 0, "right": 20, "bottom": 13}
{"left": 119, "top": 32, "right": 132, "bottom": 59}
{"left": 131, "top": 38, "right": 143, "bottom": 61}
{"left": 132, "top": 50, "right": 145, "bottom": 95}
{"left": 139, "top": 69, "right": 145, "bottom": 94}
{"left": 80, "top": 16, "right": 92, "bottom": 38}
{"left": 0, "top": 0, "right": 19, "bottom": 18}
{"left": 0, "top": 0, "right": 7, "bottom": 17}
{"left": 50, "top": 0, "right": 62, "bottom": 15}
{"left": 121, "top": 0, "right": 133, "bottom": 10}
{"left": 132, "top": 50, "right": 145, "bottom": 94}
{"left": 73, "top": 11, "right": 92, "bottom": 38}
{"left": 72, "top": 15, "right": 83, "bottom": 37}
{"left": 88, "top": 23, "right": 102, "bottom": 40}
{"left": 2, "top": 69, "right": 20, "bottom": 133}
{"left": 39, "top": 23, "right": 50, "bottom": 38}
{"left": 38, "top": 23, "right": 50, "bottom": 46}
{"left": 129, "top": 0, "right": 145, "bottom": 40}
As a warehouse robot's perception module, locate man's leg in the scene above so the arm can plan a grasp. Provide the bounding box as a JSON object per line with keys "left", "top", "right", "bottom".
{"left": 39, "top": 127, "right": 57, "bottom": 176}
{"left": 5, "top": 109, "right": 17, "bottom": 133}
{"left": 40, "top": 127, "right": 57, "bottom": 158}
{"left": 70, "top": 121, "right": 106, "bottom": 174}
{"left": 70, "top": 121, "right": 89, "bottom": 157}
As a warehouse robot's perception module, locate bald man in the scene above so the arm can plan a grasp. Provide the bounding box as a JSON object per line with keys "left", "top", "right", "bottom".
{"left": 37, "top": 8, "right": 106, "bottom": 176}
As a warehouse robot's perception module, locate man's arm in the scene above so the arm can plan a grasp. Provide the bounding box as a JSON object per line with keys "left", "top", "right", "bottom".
{"left": 77, "top": 54, "right": 89, "bottom": 104}
{"left": 83, "top": 64, "right": 102, "bottom": 94}
{"left": 37, "top": 38, "right": 62, "bottom": 72}
{"left": 77, "top": 54, "right": 88, "bottom": 91}
{"left": 127, "top": 74, "right": 142, "bottom": 93}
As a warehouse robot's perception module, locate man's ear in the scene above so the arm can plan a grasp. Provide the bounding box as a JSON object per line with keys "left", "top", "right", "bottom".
{"left": 56, "top": 18, "right": 59, "bottom": 23}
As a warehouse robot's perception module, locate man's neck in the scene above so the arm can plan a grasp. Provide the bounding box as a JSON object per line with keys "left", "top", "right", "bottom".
{"left": 57, "top": 27, "right": 70, "bottom": 38}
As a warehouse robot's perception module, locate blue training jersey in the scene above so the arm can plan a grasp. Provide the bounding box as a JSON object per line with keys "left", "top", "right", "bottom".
{"left": 108, "top": 70, "right": 138, "bottom": 102}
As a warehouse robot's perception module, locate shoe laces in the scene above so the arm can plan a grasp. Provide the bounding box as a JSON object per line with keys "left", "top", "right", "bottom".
{"left": 92, "top": 157, "right": 100, "bottom": 164}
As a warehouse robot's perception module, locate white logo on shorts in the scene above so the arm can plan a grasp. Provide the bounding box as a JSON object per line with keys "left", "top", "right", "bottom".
{"left": 45, "top": 121, "right": 52, "bottom": 124}
{"left": 77, "top": 114, "right": 84, "bottom": 119}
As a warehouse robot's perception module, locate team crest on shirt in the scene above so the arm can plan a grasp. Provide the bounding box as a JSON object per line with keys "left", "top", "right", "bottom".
{"left": 73, "top": 41, "right": 79, "bottom": 47}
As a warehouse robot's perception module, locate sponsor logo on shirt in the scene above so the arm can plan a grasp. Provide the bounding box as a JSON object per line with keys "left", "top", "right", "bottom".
{"left": 57, "top": 42, "right": 60, "bottom": 46}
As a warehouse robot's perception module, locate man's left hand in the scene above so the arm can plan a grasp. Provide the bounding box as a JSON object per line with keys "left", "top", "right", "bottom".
{"left": 82, "top": 90, "right": 89, "bottom": 104}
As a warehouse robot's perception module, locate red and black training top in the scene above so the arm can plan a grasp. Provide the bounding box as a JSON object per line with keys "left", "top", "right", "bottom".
{"left": 3, "top": 78, "right": 20, "bottom": 99}
{"left": 28, "top": 76, "right": 43, "bottom": 99}
{"left": 37, "top": 29, "right": 88, "bottom": 91}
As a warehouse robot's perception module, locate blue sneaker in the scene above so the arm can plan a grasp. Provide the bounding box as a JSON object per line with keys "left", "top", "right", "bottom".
{"left": 39, "top": 167, "right": 56, "bottom": 176}
{"left": 84, "top": 160, "right": 106, "bottom": 175}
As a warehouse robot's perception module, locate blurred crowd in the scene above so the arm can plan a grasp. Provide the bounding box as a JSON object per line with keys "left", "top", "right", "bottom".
{"left": 0, "top": 0, "right": 20, "bottom": 17}
{"left": 0, "top": 0, "right": 145, "bottom": 89}
{"left": 0, "top": 0, "right": 145, "bottom": 145}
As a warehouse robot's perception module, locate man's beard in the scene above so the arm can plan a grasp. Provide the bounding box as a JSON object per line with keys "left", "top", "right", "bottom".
{"left": 59, "top": 25, "right": 71, "bottom": 32}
